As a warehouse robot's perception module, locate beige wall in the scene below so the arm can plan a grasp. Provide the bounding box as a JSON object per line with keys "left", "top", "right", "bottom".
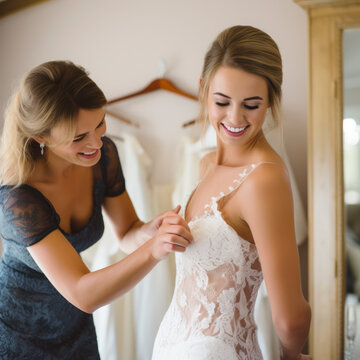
{"left": 0, "top": 0, "right": 308, "bottom": 209}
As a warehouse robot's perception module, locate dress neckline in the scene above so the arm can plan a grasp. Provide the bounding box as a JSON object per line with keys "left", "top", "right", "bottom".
{"left": 1, "top": 166, "right": 99, "bottom": 238}
{"left": 184, "top": 162, "right": 265, "bottom": 224}
{"left": 183, "top": 161, "right": 278, "bottom": 247}
{"left": 20, "top": 183, "right": 98, "bottom": 237}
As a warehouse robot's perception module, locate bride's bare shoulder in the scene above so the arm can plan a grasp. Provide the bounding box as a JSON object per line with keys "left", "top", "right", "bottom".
{"left": 242, "top": 160, "right": 291, "bottom": 200}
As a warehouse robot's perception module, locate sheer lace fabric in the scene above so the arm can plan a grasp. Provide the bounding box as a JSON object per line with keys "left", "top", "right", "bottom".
{"left": 152, "top": 164, "right": 265, "bottom": 360}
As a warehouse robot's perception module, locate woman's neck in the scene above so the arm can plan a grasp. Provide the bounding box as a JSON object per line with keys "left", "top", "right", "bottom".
{"left": 215, "top": 131, "right": 271, "bottom": 167}
{"left": 31, "top": 154, "right": 77, "bottom": 185}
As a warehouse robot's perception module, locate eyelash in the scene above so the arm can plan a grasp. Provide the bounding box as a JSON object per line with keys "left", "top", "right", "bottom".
{"left": 244, "top": 104, "right": 259, "bottom": 110}
{"left": 73, "top": 118, "right": 105, "bottom": 142}
{"left": 215, "top": 102, "right": 259, "bottom": 110}
{"left": 97, "top": 118, "right": 105, "bottom": 128}
{"left": 73, "top": 136, "right": 85, "bottom": 143}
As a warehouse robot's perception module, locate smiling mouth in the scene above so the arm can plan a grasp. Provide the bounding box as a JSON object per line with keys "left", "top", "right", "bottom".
{"left": 221, "top": 123, "right": 250, "bottom": 136}
{"left": 79, "top": 149, "right": 99, "bottom": 159}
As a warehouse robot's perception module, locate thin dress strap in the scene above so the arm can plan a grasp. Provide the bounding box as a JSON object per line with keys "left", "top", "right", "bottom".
{"left": 205, "top": 161, "right": 278, "bottom": 217}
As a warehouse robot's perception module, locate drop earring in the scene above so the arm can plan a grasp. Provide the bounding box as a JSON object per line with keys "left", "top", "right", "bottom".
{"left": 40, "top": 142, "right": 45, "bottom": 156}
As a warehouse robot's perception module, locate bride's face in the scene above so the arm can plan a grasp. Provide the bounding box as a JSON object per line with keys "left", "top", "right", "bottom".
{"left": 207, "top": 66, "right": 269, "bottom": 147}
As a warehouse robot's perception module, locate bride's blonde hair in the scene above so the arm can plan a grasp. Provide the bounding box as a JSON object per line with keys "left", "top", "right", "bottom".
{"left": 198, "top": 25, "right": 283, "bottom": 132}
{"left": 0, "top": 60, "right": 107, "bottom": 186}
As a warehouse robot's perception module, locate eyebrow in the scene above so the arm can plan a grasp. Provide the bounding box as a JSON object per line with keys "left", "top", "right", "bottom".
{"left": 213, "top": 92, "right": 263, "bottom": 101}
{"left": 74, "top": 115, "right": 105, "bottom": 138}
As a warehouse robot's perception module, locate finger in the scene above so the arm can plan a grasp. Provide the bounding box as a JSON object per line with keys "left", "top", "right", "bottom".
{"left": 160, "top": 226, "right": 194, "bottom": 244}
{"left": 160, "top": 224, "right": 193, "bottom": 243}
{"left": 165, "top": 234, "right": 192, "bottom": 248}
{"left": 163, "top": 205, "right": 181, "bottom": 216}
{"left": 173, "top": 205, "right": 181, "bottom": 213}
{"left": 162, "top": 215, "right": 191, "bottom": 232}
{"left": 163, "top": 235, "right": 190, "bottom": 250}
{"left": 165, "top": 242, "right": 187, "bottom": 253}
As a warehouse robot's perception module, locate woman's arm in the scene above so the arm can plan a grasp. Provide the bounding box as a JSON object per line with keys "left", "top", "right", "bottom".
{"left": 240, "top": 164, "right": 311, "bottom": 360}
{"left": 102, "top": 190, "right": 183, "bottom": 254}
{"left": 27, "top": 214, "right": 192, "bottom": 314}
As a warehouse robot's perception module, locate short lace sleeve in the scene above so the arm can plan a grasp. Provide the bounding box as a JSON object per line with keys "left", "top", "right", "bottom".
{"left": 0, "top": 186, "right": 59, "bottom": 247}
{"left": 101, "top": 136, "right": 126, "bottom": 197}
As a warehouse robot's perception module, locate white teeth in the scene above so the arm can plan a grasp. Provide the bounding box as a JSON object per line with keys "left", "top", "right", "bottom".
{"left": 82, "top": 150, "right": 96, "bottom": 155}
{"left": 223, "top": 123, "right": 248, "bottom": 133}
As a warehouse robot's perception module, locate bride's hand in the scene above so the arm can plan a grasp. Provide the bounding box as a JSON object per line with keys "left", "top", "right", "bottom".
{"left": 142, "top": 205, "right": 182, "bottom": 237}
{"left": 149, "top": 208, "right": 193, "bottom": 261}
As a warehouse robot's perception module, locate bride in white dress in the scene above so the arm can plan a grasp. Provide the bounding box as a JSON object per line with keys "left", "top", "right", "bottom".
{"left": 152, "top": 25, "right": 311, "bottom": 360}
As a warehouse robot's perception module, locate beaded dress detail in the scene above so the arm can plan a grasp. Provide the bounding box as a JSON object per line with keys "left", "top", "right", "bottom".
{"left": 152, "top": 163, "right": 265, "bottom": 360}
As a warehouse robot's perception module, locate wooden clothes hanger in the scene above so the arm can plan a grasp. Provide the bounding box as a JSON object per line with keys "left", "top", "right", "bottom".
{"left": 182, "top": 118, "right": 197, "bottom": 128}
{"left": 107, "top": 77, "right": 198, "bottom": 104}
{"left": 105, "top": 76, "right": 198, "bottom": 128}
{"left": 104, "top": 109, "right": 139, "bottom": 128}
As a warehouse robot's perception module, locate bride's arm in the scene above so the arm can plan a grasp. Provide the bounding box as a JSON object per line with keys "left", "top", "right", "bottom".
{"left": 240, "top": 163, "right": 311, "bottom": 360}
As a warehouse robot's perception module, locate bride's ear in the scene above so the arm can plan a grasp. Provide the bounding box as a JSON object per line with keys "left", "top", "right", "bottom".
{"left": 32, "top": 136, "right": 45, "bottom": 145}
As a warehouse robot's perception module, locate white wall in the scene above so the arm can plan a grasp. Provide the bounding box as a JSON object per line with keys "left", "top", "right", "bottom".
{"left": 0, "top": 0, "right": 308, "bottom": 208}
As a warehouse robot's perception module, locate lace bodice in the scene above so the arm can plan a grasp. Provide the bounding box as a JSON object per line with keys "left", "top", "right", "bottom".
{"left": 152, "top": 163, "right": 265, "bottom": 360}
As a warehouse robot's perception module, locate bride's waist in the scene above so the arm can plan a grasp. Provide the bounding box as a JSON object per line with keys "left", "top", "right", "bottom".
{"left": 173, "top": 280, "right": 261, "bottom": 301}
{"left": 162, "top": 300, "right": 258, "bottom": 335}
{"left": 170, "top": 294, "right": 257, "bottom": 322}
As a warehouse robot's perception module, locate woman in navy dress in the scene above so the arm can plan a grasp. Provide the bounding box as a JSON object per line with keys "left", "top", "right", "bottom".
{"left": 0, "top": 60, "right": 192, "bottom": 359}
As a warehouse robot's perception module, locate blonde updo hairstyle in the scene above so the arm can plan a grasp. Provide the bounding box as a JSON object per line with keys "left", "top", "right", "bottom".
{"left": 0, "top": 60, "right": 107, "bottom": 186}
{"left": 198, "top": 25, "right": 283, "bottom": 131}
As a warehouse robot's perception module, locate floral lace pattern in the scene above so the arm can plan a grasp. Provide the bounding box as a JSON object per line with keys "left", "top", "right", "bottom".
{"left": 152, "top": 164, "right": 265, "bottom": 360}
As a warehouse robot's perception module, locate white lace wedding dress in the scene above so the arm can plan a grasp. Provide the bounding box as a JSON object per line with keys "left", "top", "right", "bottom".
{"left": 152, "top": 163, "right": 265, "bottom": 360}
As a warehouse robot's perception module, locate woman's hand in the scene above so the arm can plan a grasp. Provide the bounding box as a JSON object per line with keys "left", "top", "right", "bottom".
{"left": 149, "top": 208, "right": 193, "bottom": 261}
{"left": 142, "top": 205, "right": 182, "bottom": 238}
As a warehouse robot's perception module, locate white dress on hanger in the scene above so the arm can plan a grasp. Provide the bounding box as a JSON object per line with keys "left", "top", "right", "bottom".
{"left": 81, "top": 133, "right": 154, "bottom": 360}
{"left": 152, "top": 163, "right": 267, "bottom": 360}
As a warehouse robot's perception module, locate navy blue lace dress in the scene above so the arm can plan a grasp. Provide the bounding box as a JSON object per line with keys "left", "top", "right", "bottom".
{"left": 0, "top": 137, "right": 125, "bottom": 360}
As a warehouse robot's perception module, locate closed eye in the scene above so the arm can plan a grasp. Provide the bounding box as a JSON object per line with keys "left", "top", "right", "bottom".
{"left": 96, "top": 118, "right": 105, "bottom": 129}
{"left": 73, "top": 135, "right": 85, "bottom": 142}
{"left": 216, "top": 102, "right": 229, "bottom": 107}
{"left": 73, "top": 117, "right": 105, "bottom": 142}
{"left": 243, "top": 104, "right": 259, "bottom": 110}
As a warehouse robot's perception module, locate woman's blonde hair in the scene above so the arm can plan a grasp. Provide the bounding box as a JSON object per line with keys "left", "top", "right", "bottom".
{"left": 0, "top": 60, "right": 107, "bottom": 186}
{"left": 198, "top": 25, "right": 283, "bottom": 131}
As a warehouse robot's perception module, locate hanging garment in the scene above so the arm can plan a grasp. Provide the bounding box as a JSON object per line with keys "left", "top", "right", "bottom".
{"left": 82, "top": 133, "right": 175, "bottom": 360}
{"left": 172, "top": 126, "right": 216, "bottom": 207}
{"left": 118, "top": 137, "right": 176, "bottom": 360}
{"left": 265, "top": 128, "right": 308, "bottom": 245}
{"left": 133, "top": 181, "right": 176, "bottom": 360}
{"left": 85, "top": 213, "right": 136, "bottom": 360}
{"left": 82, "top": 133, "right": 153, "bottom": 360}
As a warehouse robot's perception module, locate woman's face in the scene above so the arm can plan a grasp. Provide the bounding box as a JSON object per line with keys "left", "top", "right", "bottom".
{"left": 46, "top": 107, "right": 106, "bottom": 167}
{"left": 207, "top": 66, "right": 269, "bottom": 147}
